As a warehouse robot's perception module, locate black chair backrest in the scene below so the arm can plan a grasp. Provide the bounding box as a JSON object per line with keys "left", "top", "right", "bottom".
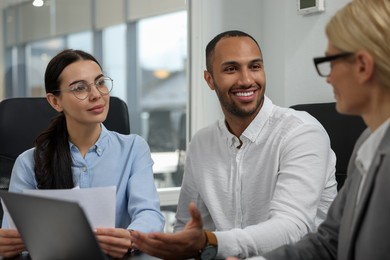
{"left": 147, "top": 110, "right": 175, "bottom": 152}
{"left": 290, "top": 102, "right": 366, "bottom": 190}
{"left": 105, "top": 96, "right": 130, "bottom": 135}
{"left": 0, "top": 96, "right": 130, "bottom": 190}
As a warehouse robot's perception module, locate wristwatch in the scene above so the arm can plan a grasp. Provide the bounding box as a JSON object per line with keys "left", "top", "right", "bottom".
{"left": 199, "top": 231, "right": 218, "bottom": 260}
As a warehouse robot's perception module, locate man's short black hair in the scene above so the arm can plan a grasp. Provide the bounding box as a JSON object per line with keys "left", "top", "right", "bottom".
{"left": 205, "top": 30, "right": 261, "bottom": 73}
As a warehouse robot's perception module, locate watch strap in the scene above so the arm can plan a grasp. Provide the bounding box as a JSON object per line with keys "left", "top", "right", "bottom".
{"left": 196, "top": 231, "right": 218, "bottom": 260}
{"left": 204, "top": 231, "right": 217, "bottom": 247}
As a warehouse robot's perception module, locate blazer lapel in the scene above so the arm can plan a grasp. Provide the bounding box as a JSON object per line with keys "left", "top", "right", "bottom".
{"left": 337, "top": 130, "right": 369, "bottom": 260}
{"left": 347, "top": 155, "right": 380, "bottom": 240}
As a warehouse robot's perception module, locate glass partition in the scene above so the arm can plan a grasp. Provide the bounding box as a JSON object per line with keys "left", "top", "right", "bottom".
{"left": 138, "top": 11, "right": 187, "bottom": 188}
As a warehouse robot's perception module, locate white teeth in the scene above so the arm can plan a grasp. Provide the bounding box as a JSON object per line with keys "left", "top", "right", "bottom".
{"left": 236, "top": 91, "right": 254, "bottom": 97}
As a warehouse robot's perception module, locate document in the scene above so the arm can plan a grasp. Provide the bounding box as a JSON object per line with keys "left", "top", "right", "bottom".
{"left": 3, "top": 186, "right": 116, "bottom": 229}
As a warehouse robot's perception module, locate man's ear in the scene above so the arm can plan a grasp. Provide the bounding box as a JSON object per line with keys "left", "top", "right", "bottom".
{"left": 355, "top": 50, "right": 375, "bottom": 84}
{"left": 46, "top": 93, "right": 63, "bottom": 112}
{"left": 204, "top": 70, "right": 215, "bottom": 90}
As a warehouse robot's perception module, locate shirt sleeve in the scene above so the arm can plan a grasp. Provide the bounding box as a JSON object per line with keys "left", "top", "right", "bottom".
{"left": 126, "top": 136, "right": 165, "bottom": 233}
{"left": 260, "top": 130, "right": 371, "bottom": 260}
{"left": 2, "top": 149, "right": 37, "bottom": 228}
{"left": 8, "top": 149, "right": 37, "bottom": 192}
{"left": 258, "top": 183, "right": 348, "bottom": 260}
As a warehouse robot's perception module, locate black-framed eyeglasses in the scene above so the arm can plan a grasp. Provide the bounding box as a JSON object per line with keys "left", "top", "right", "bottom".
{"left": 53, "top": 76, "right": 113, "bottom": 100}
{"left": 313, "top": 52, "right": 354, "bottom": 77}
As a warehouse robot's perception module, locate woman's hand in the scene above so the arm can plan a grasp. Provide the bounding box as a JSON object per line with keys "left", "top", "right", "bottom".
{"left": 0, "top": 229, "right": 26, "bottom": 258}
{"left": 95, "top": 228, "right": 132, "bottom": 259}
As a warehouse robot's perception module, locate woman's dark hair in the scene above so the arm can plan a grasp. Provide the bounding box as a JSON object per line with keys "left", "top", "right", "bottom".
{"left": 34, "top": 49, "right": 102, "bottom": 189}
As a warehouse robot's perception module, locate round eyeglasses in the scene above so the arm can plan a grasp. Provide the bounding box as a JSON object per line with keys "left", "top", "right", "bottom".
{"left": 53, "top": 76, "right": 113, "bottom": 100}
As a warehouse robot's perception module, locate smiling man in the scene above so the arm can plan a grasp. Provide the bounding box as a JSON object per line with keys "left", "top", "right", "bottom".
{"left": 131, "top": 30, "right": 337, "bottom": 259}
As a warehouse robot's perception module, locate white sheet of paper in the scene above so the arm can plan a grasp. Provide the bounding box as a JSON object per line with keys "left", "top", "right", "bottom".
{"left": 3, "top": 186, "right": 116, "bottom": 230}
{"left": 1, "top": 200, "right": 16, "bottom": 229}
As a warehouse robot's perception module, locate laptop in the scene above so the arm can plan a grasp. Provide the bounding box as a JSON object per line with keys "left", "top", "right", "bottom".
{"left": 0, "top": 190, "right": 109, "bottom": 260}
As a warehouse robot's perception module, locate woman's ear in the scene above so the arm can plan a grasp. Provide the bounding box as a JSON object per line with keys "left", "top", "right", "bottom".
{"left": 355, "top": 50, "right": 375, "bottom": 84}
{"left": 46, "top": 93, "right": 63, "bottom": 112}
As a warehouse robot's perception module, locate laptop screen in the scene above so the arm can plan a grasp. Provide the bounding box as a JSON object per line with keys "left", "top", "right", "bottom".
{"left": 0, "top": 191, "right": 108, "bottom": 260}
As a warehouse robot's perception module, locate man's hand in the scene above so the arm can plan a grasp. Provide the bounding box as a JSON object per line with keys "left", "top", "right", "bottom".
{"left": 0, "top": 229, "right": 26, "bottom": 258}
{"left": 131, "top": 202, "right": 207, "bottom": 259}
{"left": 95, "top": 228, "right": 132, "bottom": 258}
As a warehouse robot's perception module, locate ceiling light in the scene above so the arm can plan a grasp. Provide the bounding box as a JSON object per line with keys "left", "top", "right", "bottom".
{"left": 32, "top": 0, "right": 44, "bottom": 7}
{"left": 154, "top": 70, "right": 170, "bottom": 79}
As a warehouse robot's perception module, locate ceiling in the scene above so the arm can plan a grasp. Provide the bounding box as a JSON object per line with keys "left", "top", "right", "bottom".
{"left": 0, "top": 0, "right": 34, "bottom": 10}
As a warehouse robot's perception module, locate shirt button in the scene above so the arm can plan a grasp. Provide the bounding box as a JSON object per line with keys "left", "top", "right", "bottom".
{"left": 97, "top": 148, "right": 101, "bottom": 153}
{"left": 82, "top": 166, "right": 87, "bottom": 172}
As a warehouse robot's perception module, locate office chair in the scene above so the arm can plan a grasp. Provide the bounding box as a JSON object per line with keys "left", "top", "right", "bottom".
{"left": 290, "top": 102, "right": 366, "bottom": 191}
{"left": 0, "top": 96, "right": 130, "bottom": 221}
{"left": 147, "top": 110, "right": 176, "bottom": 153}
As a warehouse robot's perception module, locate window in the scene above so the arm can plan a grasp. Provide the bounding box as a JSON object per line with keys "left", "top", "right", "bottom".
{"left": 26, "top": 38, "right": 65, "bottom": 97}
{"left": 138, "top": 11, "right": 187, "bottom": 188}
{"left": 67, "top": 31, "right": 93, "bottom": 53}
{"left": 25, "top": 31, "right": 93, "bottom": 97}
{"left": 102, "top": 24, "right": 127, "bottom": 101}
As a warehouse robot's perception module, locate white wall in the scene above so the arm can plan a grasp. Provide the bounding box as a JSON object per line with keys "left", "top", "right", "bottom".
{"left": 189, "top": 0, "right": 351, "bottom": 136}
{"left": 263, "top": 0, "right": 351, "bottom": 107}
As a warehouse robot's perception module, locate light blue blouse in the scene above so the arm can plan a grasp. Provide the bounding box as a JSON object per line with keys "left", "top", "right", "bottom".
{"left": 2, "top": 125, "right": 165, "bottom": 232}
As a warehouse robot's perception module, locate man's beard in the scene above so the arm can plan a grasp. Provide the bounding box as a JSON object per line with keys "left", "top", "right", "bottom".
{"left": 214, "top": 84, "right": 264, "bottom": 117}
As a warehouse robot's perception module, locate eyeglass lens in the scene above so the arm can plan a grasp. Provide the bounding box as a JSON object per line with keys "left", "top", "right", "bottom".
{"left": 317, "top": 63, "right": 331, "bottom": 77}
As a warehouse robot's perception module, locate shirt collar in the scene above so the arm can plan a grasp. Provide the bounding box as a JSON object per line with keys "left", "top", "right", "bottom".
{"left": 220, "top": 95, "right": 273, "bottom": 147}
{"left": 356, "top": 117, "right": 390, "bottom": 175}
{"left": 242, "top": 95, "right": 273, "bottom": 142}
{"left": 68, "top": 124, "right": 109, "bottom": 156}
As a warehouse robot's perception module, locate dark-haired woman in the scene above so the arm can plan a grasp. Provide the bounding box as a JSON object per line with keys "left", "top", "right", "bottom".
{"left": 0, "top": 49, "right": 164, "bottom": 258}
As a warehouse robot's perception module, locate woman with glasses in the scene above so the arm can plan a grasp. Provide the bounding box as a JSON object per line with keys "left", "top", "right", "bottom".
{"left": 0, "top": 49, "right": 165, "bottom": 259}
{"left": 227, "top": 0, "right": 390, "bottom": 259}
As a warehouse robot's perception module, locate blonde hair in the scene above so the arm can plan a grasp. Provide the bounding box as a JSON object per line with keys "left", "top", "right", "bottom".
{"left": 326, "top": 0, "right": 390, "bottom": 88}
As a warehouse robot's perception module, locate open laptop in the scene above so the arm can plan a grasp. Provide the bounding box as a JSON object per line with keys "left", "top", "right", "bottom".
{"left": 0, "top": 190, "right": 109, "bottom": 260}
